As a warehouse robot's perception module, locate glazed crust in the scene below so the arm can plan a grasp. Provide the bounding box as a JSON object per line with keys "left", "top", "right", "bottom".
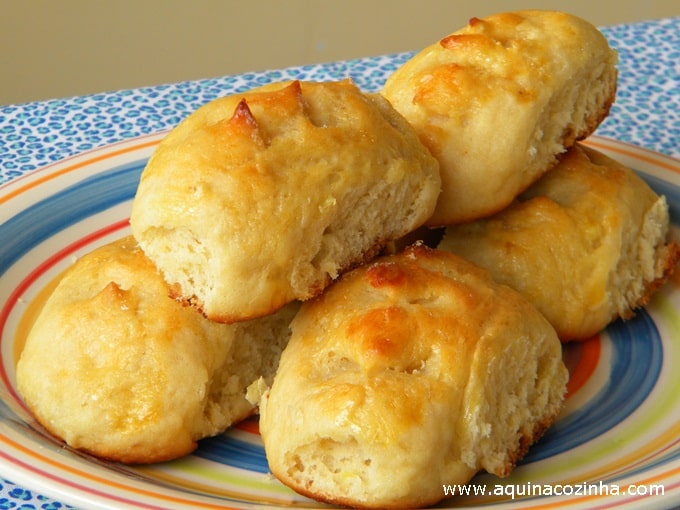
{"left": 130, "top": 79, "right": 440, "bottom": 323}
{"left": 16, "top": 236, "right": 297, "bottom": 464}
{"left": 440, "top": 144, "right": 679, "bottom": 341}
{"left": 382, "top": 10, "right": 618, "bottom": 225}
{"left": 259, "top": 244, "right": 567, "bottom": 508}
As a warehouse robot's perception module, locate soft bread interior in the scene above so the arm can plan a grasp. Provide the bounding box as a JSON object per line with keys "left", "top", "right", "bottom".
{"left": 609, "top": 195, "right": 678, "bottom": 316}
{"left": 526, "top": 55, "right": 617, "bottom": 175}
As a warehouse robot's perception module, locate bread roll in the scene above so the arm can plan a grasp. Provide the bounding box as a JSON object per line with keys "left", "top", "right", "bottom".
{"left": 440, "top": 144, "right": 679, "bottom": 341}
{"left": 16, "top": 236, "right": 298, "bottom": 464}
{"left": 382, "top": 10, "right": 618, "bottom": 225}
{"left": 130, "top": 79, "right": 441, "bottom": 323}
{"left": 259, "top": 243, "right": 567, "bottom": 509}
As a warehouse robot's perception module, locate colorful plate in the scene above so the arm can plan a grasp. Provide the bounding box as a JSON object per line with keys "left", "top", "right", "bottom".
{"left": 0, "top": 134, "right": 678, "bottom": 509}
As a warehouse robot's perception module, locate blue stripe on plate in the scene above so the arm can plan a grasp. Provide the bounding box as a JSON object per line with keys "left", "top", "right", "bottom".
{"left": 0, "top": 160, "right": 144, "bottom": 277}
{"left": 522, "top": 310, "right": 663, "bottom": 463}
{"left": 194, "top": 434, "right": 270, "bottom": 474}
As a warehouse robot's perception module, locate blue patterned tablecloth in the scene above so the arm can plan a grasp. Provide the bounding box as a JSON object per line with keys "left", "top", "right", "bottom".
{"left": 0, "top": 15, "right": 678, "bottom": 510}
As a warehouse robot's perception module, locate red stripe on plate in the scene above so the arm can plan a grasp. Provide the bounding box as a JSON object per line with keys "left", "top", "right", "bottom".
{"left": 0, "top": 219, "right": 130, "bottom": 404}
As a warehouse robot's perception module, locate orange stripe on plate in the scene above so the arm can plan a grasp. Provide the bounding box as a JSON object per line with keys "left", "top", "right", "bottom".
{"left": 235, "top": 416, "right": 261, "bottom": 435}
{"left": 582, "top": 138, "right": 680, "bottom": 174}
{"left": 0, "top": 432, "right": 242, "bottom": 509}
{"left": 565, "top": 336, "right": 601, "bottom": 399}
{"left": 538, "top": 464, "right": 680, "bottom": 509}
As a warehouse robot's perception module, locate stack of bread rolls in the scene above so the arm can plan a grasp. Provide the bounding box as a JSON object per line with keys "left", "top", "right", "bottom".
{"left": 15, "top": 9, "right": 678, "bottom": 510}
{"left": 258, "top": 10, "right": 675, "bottom": 508}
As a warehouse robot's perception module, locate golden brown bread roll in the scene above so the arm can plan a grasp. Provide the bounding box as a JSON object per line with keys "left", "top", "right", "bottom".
{"left": 130, "top": 79, "right": 441, "bottom": 323}
{"left": 258, "top": 243, "right": 567, "bottom": 509}
{"left": 16, "top": 236, "right": 298, "bottom": 464}
{"left": 382, "top": 10, "right": 618, "bottom": 225}
{"left": 440, "top": 144, "right": 679, "bottom": 341}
